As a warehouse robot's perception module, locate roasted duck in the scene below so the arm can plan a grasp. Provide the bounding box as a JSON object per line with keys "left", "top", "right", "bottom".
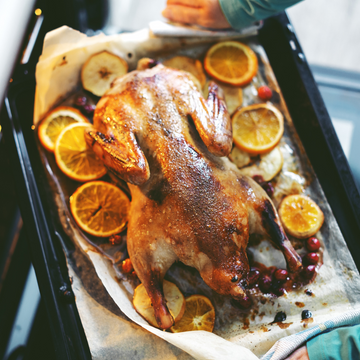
{"left": 85, "top": 62, "right": 302, "bottom": 329}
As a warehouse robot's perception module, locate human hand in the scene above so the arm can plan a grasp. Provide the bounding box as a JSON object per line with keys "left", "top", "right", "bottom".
{"left": 162, "top": 0, "right": 231, "bottom": 29}
{"left": 285, "top": 346, "right": 310, "bottom": 360}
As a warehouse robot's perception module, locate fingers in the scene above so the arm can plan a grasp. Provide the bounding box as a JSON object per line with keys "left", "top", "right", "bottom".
{"left": 166, "top": 0, "right": 202, "bottom": 6}
{"left": 162, "top": 1, "right": 230, "bottom": 29}
{"left": 162, "top": 5, "right": 200, "bottom": 25}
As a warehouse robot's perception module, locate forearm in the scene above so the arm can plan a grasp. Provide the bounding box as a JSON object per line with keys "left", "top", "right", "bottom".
{"left": 218, "top": 0, "right": 303, "bottom": 29}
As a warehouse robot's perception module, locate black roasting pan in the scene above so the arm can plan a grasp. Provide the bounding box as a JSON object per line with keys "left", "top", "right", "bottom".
{"left": 1, "top": 7, "right": 360, "bottom": 360}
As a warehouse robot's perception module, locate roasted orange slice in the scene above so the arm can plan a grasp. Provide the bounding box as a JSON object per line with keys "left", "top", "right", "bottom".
{"left": 232, "top": 103, "right": 284, "bottom": 155}
{"left": 38, "top": 106, "right": 88, "bottom": 152}
{"left": 133, "top": 281, "right": 185, "bottom": 328}
{"left": 70, "top": 181, "right": 130, "bottom": 237}
{"left": 81, "top": 51, "right": 128, "bottom": 96}
{"left": 278, "top": 194, "right": 324, "bottom": 239}
{"left": 204, "top": 41, "right": 258, "bottom": 86}
{"left": 170, "top": 295, "right": 215, "bottom": 333}
{"left": 54, "top": 123, "right": 107, "bottom": 182}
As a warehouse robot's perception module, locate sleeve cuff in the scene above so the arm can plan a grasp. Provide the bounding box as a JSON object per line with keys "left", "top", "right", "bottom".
{"left": 218, "top": 0, "right": 303, "bottom": 30}
{"left": 307, "top": 335, "right": 325, "bottom": 360}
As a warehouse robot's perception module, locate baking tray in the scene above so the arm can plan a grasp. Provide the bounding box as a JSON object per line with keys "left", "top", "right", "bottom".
{"left": 2, "top": 9, "right": 360, "bottom": 360}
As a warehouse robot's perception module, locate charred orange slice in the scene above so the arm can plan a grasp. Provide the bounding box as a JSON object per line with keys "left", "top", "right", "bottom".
{"left": 55, "top": 123, "right": 107, "bottom": 182}
{"left": 170, "top": 295, "right": 215, "bottom": 333}
{"left": 232, "top": 103, "right": 284, "bottom": 155}
{"left": 278, "top": 194, "right": 324, "bottom": 239}
{"left": 204, "top": 41, "right": 258, "bottom": 87}
{"left": 38, "top": 106, "right": 88, "bottom": 152}
{"left": 133, "top": 281, "right": 185, "bottom": 328}
{"left": 70, "top": 181, "right": 130, "bottom": 237}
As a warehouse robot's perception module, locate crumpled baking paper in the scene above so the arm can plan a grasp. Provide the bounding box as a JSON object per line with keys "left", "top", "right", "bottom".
{"left": 34, "top": 26, "right": 360, "bottom": 360}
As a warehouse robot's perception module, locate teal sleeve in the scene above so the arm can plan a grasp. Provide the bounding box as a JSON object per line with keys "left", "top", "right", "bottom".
{"left": 218, "top": 0, "right": 303, "bottom": 30}
{"left": 307, "top": 324, "right": 360, "bottom": 360}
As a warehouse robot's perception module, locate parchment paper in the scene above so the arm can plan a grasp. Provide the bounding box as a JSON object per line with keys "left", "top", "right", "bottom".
{"left": 34, "top": 26, "right": 360, "bottom": 359}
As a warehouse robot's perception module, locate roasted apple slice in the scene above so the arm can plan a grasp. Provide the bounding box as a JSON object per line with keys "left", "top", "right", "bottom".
{"left": 238, "top": 146, "right": 283, "bottom": 181}
{"left": 163, "top": 55, "right": 206, "bottom": 88}
{"left": 133, "top": 280, "right": 185, "bottom": 328}
{"left": 81, "top": 51, "right": 128, "bottom": 96}
{"left": 229, "top": 146, "right": 251, "bottom": 168}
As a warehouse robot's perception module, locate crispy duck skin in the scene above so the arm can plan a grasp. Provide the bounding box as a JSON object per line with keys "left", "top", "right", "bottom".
{"left": 85, "top": 63, "right": 302, "bottom": 330}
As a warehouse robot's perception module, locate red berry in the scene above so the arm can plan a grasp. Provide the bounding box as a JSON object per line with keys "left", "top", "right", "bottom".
{"left": 248, "top": 268, "right": 260, "bottom": 286}
{"left": 238, "top": 296, "right": 252, "bottom": 308}
{"left": 306, "top": 237, "right": 320, "bottom": 252}
{"left": 122, "top": 258, "right": 134, "bottom": 273}
{"left": 252, "top": 175, "right": 265, "bottom": 184}
{"left": 83, "top": 104, "right": 96, "bottom": 114}
{"left": 259, "top": 275, "right": 272, "bottom": 292}
{"left": 109, "top": 234, "right": 122, "bottom": 245}
{"left": 274, "top": 269, "right": 288, "bottom": 282}
{"left": 75, "top": 96, "right": 87, "bottom": 107}
{"left": 303, "top": 265, "right": 316, "bottom": 278}
{"left": 257, "top": 86, "right": 273, "bottom": 101}
{"left": 304, "top": 252, "right": 319, "bottom": 265}
{"left": 262, "top": 182, "right": 274, "bottom": 197}
{"left": 275, "top": 287, "right": 286, "bottom": 296}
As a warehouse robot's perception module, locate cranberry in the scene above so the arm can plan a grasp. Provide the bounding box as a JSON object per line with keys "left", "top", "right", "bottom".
{"left": 122, "top": 258, "right": 134, "bottom": 273}
{"left": 271, "top": 279, "right": 282, "bottom": 289}
{"left": 262, "top": 182, "right": 274, "bottom": 197}
{"left": 259, "top": 275, "right": 272, "bottom": 292}
{"left": 304, "top": 252, "right": 319, "bottom": 265}
{"left": 237, "top": 296, "right": 252, "bottom": 308}
{"left": 303, "top": 265, "right": 316, "bottom": 278}
{"left": 148, "top": 59, "right": 160, "bottom": 68}
{"left": 248, "top": 268, "right": 261, "bottom": 286}
{"left": 83, "top": 104, "right": 96, "bottom": 114}
{"left": 109, "top": 234, "right": 122, "bottom": 245}
{"left": 306, "top": 237, "right": 320, "bottom": 252}
{"left": 274, "top": 287, "right": 286, "bottom": 296}
{"left": 75, "top": 96, "right": 87, "bottom": 107}
{"left": 257, "top": 86, "right": 273, "bottom": 101}
{"left": 252, "top": 175, "right": 265, "bottom": 184}
{"left": 274, "top": 269, "right": 288, "bottom": 282}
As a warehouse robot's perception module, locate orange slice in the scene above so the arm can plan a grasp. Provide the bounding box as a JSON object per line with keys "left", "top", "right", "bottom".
{"left": 278, "top": 194, "right": 324, "bottom": 239}
{"left": 204, "top": 41, "right": 258, "bottom": 86}
{"left": 232, "top": 103, "right": 284, "bottom": 155}
{"left": 170, "top": 295, "right": 215, "bottom": 333}
{"left": 70, "top": 180, "right": 130, "bottom": 237}
{"left": 133, "top": 281, "right": 185, "bottom": 328}
{"left": 38, "top": 106, "right": 88, "bottom": 152}
{"left": 81, "top": 51, "right": 128, "bottom": 96}
{"left": 55, "top": 123, "right": 107, "bottom": 182}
